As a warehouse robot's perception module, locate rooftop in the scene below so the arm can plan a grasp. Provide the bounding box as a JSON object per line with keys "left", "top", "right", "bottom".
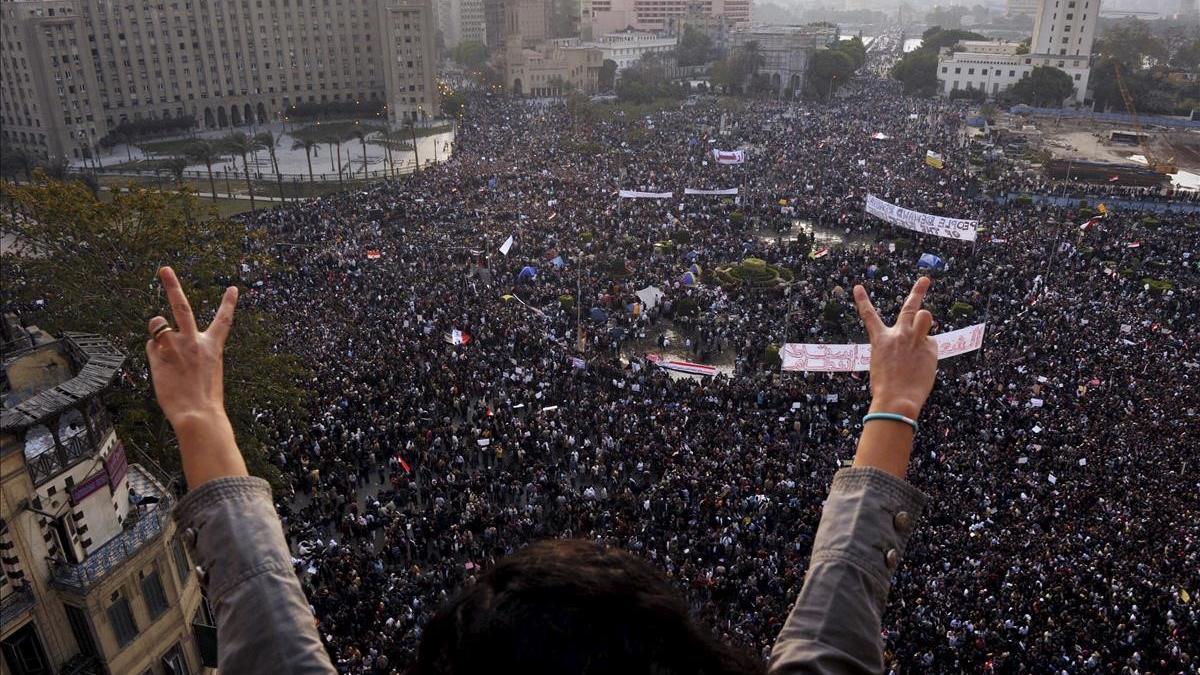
{"left": 1, "top": 333, "right": 126, "bottom": 435}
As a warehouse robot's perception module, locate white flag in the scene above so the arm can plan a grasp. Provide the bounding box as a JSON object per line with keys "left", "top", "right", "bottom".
{"left": 500, "top": 235, "right": 514, "bottom": 256}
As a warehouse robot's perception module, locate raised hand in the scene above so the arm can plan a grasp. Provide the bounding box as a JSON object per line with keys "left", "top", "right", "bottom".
{"left": 146, "top": 266, "right": 247, "bottom": 487}
{"left": 850, "top": 277, "right": 938, "bottom": 479}
{"left": 853, "top": 276, "right": 938, "bottom": 421}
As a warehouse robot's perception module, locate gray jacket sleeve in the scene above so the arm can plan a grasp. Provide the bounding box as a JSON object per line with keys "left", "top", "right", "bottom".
{"left": 769, "top": 466, "right": 927, "bottom": 675}
{"left": 174, "top": 476, "right": 336, "bottom": 675}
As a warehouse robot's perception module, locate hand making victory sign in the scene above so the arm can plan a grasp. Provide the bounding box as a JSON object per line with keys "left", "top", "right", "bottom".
{"left": 851, "top": 276, "right": 939, "bottom": 478}
{"left": 146, "top": 266, "right": 248, "bottom": 488}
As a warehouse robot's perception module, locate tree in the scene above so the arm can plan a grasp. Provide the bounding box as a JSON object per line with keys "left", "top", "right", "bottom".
{"left": 806, "top": 49, "right": 855, "bottom": 99}
{"left": 599, "top": 59, "right": 618, "bottom": 92}
{"left": 1011, "top": 66, "right": 1075, "bottom": 107}
{"left": 890, "top": 48, "right": 940, "bottom": 95}
{"left": 452, "top": 40, "right": 488, "bottom": 68}
{"left": 223, "top": 132, "right": 266, "bottom": 213}
{"left": 676, "top": 25, "right": 714, "bottom": 67}
{"left": 163, "top": 156, "right": 189, "bottom": 185}
{"left": 1170, "top": 37, "right": 1200, "bottom": 71}
{"left": 290, "top": 132, "right": 319, "bottom": 183}
{"left": 1094, "top": 19, "right": 1168, "bottom": 70}
{"left": 372, "top": 127, "right": 403, "bottom": 178}
{"left": 255, "top": 130, "right": 286, "bottom": 202}
{"left": 1, "top": 175, "right": 308, "bottom": 488}
{"left": 442, "top": 90, "right": 467, "bottom": 117}
{"left": 1, "top": 144, "right": 37, "bottom": 181}
{"left": 349, "top": 123, "right": 379, "bottom": 177}
{"left": 831, "top": 36, "right": 867, "bottom": 70}
{"left": 184, "top": 139, "right": 225, "bottom": 202}
{"left": 739, "top": 41, "right": 765, "bottom": 85}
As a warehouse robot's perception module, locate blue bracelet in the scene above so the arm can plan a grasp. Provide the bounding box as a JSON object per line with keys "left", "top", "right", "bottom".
{"left": 863, "top": 412, "right": 919, "bottom": 434}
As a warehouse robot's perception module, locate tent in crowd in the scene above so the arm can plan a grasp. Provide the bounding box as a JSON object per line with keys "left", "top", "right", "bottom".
{"left": 518, "top": 266, "right": 537, "bottom": 281}
{"left": 590, "top": 307, "right": 608, "bottom": 323}
{"left": 917, "top": 253, "right": 947, "bottom": 272}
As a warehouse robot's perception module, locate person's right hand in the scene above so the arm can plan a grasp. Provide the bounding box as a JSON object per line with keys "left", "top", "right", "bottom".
{"left": 853, "top": 276, "right": 938, "bottom": 421}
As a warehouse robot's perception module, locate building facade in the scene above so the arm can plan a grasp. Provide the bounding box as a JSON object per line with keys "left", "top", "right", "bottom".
{"left": 590, "top": 31, "right": 677, "bottom": 71}
{"left": 379, "top": 0, "right": 441, "bottom": 123}
{"left": 437, "top": 0, "right": 487, "bottom": 49}
{"left": 0, "top": 0, "right": 439, "bottom": 162}
{"left": 1006, "top": 0, "right": 1041, "bottom": 15}
{"left": 729, "top": 24, "right": 838, "bottom": 97}
{"left": 1, "top": 319, "right": 210, "bottom": 675}
{"left": 936, "top": 0, "right": 1099, "bottom": 103}
{"left": 505, "top": 38, "right": 603, "bottom": 96}
{"left": 584, "top": 0, "right": 750, "bottom": 35}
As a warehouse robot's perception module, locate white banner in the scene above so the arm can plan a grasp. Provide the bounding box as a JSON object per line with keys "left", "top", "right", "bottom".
{"left": 684, "top": 188, "right": 739, "bottom": 195}
{"left": 864, "top": 194, "right": 978, "bottom": 242}
{"left": 712, "top": 149, "right": 745, "bottom": 165}
{"left": 619, "top": 190, "right": 673, "bottom": 199}
{"left": 781, "top": 323, "right": 986, "bottom": 372}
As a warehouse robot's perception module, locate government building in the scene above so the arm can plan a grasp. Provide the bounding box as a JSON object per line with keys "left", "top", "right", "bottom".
{"left": 936, "top": 0, "right": 1099, "bottom": 103}
{"left": 1, "top": 317, "right": 211, "bottom": 675}
{"left": 0, "top": 0, "right": 439, "bottom": 162}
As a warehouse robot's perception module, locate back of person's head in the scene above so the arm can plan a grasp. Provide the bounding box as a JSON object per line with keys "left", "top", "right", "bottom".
{"left": 412, "top": 539, "right": 765, "bottom": 675}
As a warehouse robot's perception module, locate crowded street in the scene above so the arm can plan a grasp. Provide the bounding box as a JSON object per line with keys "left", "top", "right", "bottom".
{"left": 235, "top": 71, "right": 1199, "bottom": 673}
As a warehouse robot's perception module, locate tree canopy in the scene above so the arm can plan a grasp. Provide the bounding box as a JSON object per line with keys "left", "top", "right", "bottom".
{"left": 451, "top": 40, "right": 488, "bottom": 68}
{"left": 806, "top": 49, "right": 856, "bottom": 99}
{"left": 1, "top": 176, "right": 308, "bottom": 489}
{"left": 889, "top": 27, "right": 985, "bottom": 96}
{"left": 675, "top": 26, "right": 714, "bottom": 67}
{"left": 1010, "top": 66, "right": 1075, "bottom": 107}
{"left": 1094, "top": 19, "right": 1168, "bottom": 70}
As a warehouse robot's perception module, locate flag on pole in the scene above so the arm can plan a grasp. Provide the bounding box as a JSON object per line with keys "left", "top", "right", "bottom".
{"left": 1079, "top": 216, "right": 1103, "bottom": 231}
{"left": 809, "top": 246, "right": 829, "bottom": 259}
{"left": 398, "top": 456, "right": 411, "bottom": 473}
{"left": 500, "top": 234, "right": 514, "bottom": 256}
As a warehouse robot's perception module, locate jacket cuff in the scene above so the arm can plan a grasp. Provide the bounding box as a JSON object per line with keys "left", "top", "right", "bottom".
{"left": 174, "top": 476, "right": 274, "bottom": 526}
{"left": 171, "top": 476, "right": 289, "bottom": 603}
{"left": 810, "top": 466, "right": 928, "bottom": 589}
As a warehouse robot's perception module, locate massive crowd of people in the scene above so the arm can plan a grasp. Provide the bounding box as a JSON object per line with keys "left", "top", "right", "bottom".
{"left": 232, "top": 52, "right": 1198, "bottom": 673}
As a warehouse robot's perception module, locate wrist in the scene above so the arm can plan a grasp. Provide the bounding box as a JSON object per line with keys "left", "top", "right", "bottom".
{"left": 169, "top": 407, "right": 230, "bottom": 433}
{"left": 869, "top": 397, "right": 923, "bottom": 421}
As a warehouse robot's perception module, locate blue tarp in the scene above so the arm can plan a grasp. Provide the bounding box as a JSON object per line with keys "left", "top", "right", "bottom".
{"left": 590, "top": 307, "right": 608, "bottom": 323}
{"left": 681, "top": 271, "right": 697, "bottom": 286}
{"left": 518, "top": 266, "right": 537, "bottom": 280}
{"left": 917, "top": 253, "right": 946, "bottom": 271}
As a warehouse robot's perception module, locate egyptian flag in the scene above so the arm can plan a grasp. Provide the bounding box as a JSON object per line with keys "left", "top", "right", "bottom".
{"left": 1079, "top": 216, "right": 1102, "bottom": 231}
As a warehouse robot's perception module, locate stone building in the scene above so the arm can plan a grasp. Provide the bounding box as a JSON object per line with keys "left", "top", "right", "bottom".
{"left": 1, "top": 318, "right": 210, "bottom": 675}
{"left": 0, "top": 0, "right": 439, "bottom": 161}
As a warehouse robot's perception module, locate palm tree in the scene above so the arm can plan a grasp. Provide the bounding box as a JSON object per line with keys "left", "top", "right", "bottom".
{"left": 255, "top": 130, "right": 285, "bottom": 202}
{"left": 223, "top": 132, "right": 266, "bottom": 213}
{"left": 740, "top": 40, "right": 765, "bottom": 90}
{"left": 350, "top": 124, "right": 374, "bottom": 178}
{"left": 325, "top": 129, "right": 348, "bottom": 187}
{"left": 184, "top": 139, "right": 224, "bottom": 202}
{"left": 372, "top": 127, "right": 398, "bottom": 178}
{"left": 164, "top": 156, "right": 189, "bottom": 186}
{"left": 291, "top": 129, "right": 319, "bottom": 183}
{"left": 406, "top": 121, "right": 420, "bottom": 174}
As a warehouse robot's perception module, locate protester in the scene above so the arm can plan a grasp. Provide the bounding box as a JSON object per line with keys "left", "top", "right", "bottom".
{"left": 208, "top": 50, "right": 1200, "bottom": 674}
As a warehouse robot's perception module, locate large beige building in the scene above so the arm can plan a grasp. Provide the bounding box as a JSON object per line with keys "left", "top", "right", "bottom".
{"left": 1, "top": 319, "right": 210, "bottom": 675}
{"left": 0, "top": 0, "right": 438, "bottom": 162}
{"left": 584, "top": 0, "right": 750, "bottom": 35}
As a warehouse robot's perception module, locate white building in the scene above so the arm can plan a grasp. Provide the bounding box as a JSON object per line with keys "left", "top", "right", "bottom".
{"left": 592, "top": 32, "right": 678, "bottom": 71}
{"left": 936, "top": 0, "right": 1099, "bottom": 104}
{"left": 1007, "top": 0, "right": 1041, "bottom": 15}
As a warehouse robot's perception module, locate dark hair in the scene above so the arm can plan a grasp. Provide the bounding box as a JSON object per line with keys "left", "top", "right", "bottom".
{"left": 412, "top": 539, "right": 766, "bottom": 675}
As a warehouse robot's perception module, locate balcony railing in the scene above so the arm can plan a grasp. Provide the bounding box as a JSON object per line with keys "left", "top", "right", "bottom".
{"left": 0, "top": 583, "right": 36, "bottom": 630}
{"left": 25, "top": 430, "right": 103, "bottom": 486}
{"left": 51, "top": 466, "right": 173, "bottom": 592}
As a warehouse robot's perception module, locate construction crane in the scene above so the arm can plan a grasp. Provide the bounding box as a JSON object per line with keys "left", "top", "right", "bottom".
{"left": 1113, "top": 64, "right": 1177, "bottom": 175}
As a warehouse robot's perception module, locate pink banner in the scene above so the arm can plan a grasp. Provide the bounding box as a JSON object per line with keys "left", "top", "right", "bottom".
{"left": 782, "top": 324, "right": 986, "bottom": 372}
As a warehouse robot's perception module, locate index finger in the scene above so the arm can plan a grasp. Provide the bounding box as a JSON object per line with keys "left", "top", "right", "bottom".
{"left": 853, "top": 285, "right": 885, "bottom": 340}
{"left": 159, "top": 266, "right": 198, "bottom": 335}
{"left": 897, "top": 276, "right": 931, "bottom": 328}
